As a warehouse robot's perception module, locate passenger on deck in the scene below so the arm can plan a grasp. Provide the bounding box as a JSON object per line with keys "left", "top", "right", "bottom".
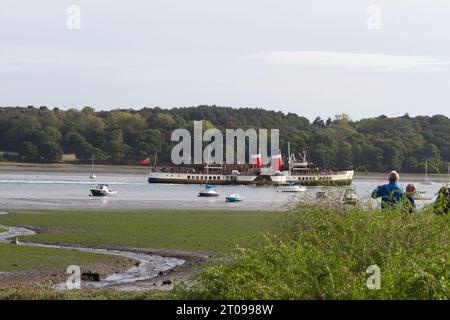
{"left": 371, "top": 171, "right": 404, "bottom": 210}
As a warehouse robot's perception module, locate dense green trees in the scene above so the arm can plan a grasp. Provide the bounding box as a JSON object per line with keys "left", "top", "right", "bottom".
{"left": 18, "top": 142, "right": 39, "bottom": 161}
{"left": 0, "top": 106, "right": 448, "bottom": 172}
{"left": 39, "top": 142, "right": 63, "bottom": 163}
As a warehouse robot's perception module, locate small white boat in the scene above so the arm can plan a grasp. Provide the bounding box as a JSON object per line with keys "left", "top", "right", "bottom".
{"left": 198, "top": 157, "right": 219, "bottom": 197}
{"left": 90, "top": 184, "right": 117, "bottom": 197}
{"left": 225, "top": 194, "right": 245, "bottom": 202}
{"left": 278, "top": 184, "right": 306, "bottom": 193}
{"left": 316, "top": 190, "right": 327, "bottom": 200}
{"left": 343, "top": 188, "right": 358, "bottom": 205}
{"left": 414, "top": 194, "right": 432, "bottom": 201}
{"left": 421, "top": 160, "right": 435, "bottom": 185}
{"left": 89, "top": 155, "right": 97, "bottom": 179}
{"left": 198, "top": 185, "right": 219, "bottom": 197}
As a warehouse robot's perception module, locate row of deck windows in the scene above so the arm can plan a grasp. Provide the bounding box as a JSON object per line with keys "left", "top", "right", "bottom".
{"left": 169, "top": 174, "right": 333, "bottom": 182}
{"left": 297, "top": 176, "right": 332, "bottom": 181}
{"left": 187, "top": 175, "right": 221, "bottom": 180}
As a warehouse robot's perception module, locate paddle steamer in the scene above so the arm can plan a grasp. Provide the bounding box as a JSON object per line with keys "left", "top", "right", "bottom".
{"left": 148, "top": 150, "right": 353, "bottom": 186}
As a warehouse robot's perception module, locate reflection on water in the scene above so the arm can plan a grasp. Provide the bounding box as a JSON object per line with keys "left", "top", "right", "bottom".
{"left": 0, "top": 172, "right": 445, "bottom": 211}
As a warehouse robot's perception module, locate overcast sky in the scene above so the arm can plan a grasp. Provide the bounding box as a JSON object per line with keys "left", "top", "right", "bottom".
{"left": 1, "top": 0, "right": 449, "bottom": 120}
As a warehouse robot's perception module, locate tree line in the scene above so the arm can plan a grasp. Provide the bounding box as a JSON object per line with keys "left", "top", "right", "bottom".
{"left": 0, "top": 105, "right": 448, "bottom": 173}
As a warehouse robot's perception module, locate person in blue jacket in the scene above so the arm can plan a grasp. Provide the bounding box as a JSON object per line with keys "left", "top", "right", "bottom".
{"left": 371, "top": 171, "right": 404, "bottom": 210}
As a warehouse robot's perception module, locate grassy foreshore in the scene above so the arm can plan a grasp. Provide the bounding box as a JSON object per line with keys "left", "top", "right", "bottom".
{"left": 0, "top": 210, "right": 279, "bottom": 252}
{"left": 0, "top": 244, "right": 133, "bottom": 273}
{"left": 0, "top": 209, "right": 280, "bottom": 298}
{"left": 0, "top": 205, "right": 448, "bottom": 300}
{"left": 0, "top": 244, "right": 136, "bottom": 292}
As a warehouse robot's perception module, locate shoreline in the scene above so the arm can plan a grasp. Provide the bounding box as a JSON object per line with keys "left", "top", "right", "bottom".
{"left": 1, "top": 162, "right": 448, "bottom": 179}
{"left": 0, "top": 162, "right": 148, "bottom": 175}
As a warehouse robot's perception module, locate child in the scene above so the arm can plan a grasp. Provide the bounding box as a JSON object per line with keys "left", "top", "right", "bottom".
{"left": 403, "top": 184, "right": 417, "bottom": 214}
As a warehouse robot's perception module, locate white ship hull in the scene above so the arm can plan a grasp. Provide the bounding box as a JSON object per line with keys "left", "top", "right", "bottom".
{"left": 148, "top": 170, "right": 354, "bottom": 186}
{"left": 270, "top": 170, "right": 354, "bottom": 186}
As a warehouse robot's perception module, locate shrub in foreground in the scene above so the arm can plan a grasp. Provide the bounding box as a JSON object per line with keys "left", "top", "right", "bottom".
{"left": 179, "top": 204, "right": 449, "bottom": 299}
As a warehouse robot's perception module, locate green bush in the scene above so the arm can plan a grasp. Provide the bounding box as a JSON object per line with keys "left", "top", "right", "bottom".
{"left": 179, "top": 203, "right": 449, "bottom": 300}
{"left": 18, "top": 141, "right": 39, "bottom": 161}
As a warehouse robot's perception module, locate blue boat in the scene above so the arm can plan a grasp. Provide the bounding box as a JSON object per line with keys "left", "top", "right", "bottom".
{"left": 225, "top": 194, "right": 245, "bottom": 202}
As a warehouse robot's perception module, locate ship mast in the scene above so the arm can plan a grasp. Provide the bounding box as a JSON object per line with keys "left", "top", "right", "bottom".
{"left": 149, "top": 152, "right": 157, "bottom": 175}
{"left": 321, "top": 128, "right": 326, "bottom": 169}
{"left": 287, "top": 142, "right": 291, "bottom": 176}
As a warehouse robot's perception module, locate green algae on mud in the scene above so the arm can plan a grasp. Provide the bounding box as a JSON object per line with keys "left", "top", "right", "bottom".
{"left": 0, "top": 209, "right": 281, "bottom": 253}
{"left": 0, "top": 209, "right": 280, "bottom": 299}
{"left": 0, "top": 243, "right": 134, "bottom": 273}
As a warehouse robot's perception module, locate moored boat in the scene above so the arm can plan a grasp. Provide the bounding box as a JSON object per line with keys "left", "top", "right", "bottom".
{"left": 90, "top": 184, "right": 117, "bottom": 197}
{"left": 225, "top": 194, "right": 245, "bottom": 202}
{"left": 342, "top": 188, "right": 358, "bottom": 205}
{"left": 421, "top": 160, "right": 435, "bottom": 185}
{"left": 198, "top": 184, "right": 219, "bottom": 197}
{"left": 89, "top": 155, "right": 97, "bottom": 179}
{"left": 316, "top": 190, "right": 327, "bottom": 200}
{"left": 278, "top": 184, "right": 306, "bottom": 193}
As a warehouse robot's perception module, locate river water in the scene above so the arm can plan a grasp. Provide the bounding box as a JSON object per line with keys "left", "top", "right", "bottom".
{"left": 0, "top": 171, "right": 446, "bottom": 211}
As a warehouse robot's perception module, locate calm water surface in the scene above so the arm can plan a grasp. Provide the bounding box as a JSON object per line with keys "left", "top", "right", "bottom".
{"left": 0, "top": 171, "right": 446, "bottom": 211}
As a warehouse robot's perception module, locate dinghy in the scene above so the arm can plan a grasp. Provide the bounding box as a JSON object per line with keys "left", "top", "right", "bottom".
{"left": 225, "top": 194, "right": 245, "bottom": 202}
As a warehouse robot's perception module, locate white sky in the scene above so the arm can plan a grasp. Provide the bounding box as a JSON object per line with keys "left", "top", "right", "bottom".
{"left": 1, "top": 0, "right": 449, "bottom": 120}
